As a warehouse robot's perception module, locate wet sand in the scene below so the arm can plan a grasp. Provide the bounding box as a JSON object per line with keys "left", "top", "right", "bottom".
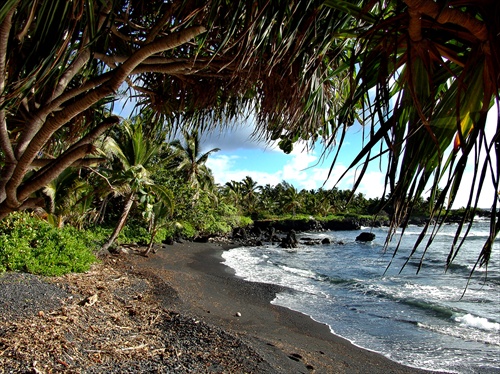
{"left": 126, "top": 241, "right": 439, "bottom": 373}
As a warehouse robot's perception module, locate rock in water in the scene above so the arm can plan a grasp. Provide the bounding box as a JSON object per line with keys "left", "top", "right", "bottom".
{"left": 281, "top": 230, "right": 298, "bottom": 248}
{"left": 356, "top": 232, "right": 376, "bottom": 242}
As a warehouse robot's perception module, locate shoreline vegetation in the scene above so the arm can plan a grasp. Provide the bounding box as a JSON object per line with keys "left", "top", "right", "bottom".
{"left": 0, "top": 241, "right": 444, "bottom": 373}
{"left": 0, "top": 193, "right": 492, "bottom": 372}
{"left": 1, "top": 2, "right": 498, "bottom": 372}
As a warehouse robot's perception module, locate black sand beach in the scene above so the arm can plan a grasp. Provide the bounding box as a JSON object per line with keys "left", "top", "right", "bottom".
{"left": 126, "top": 241, "right": 436, "bottom": 373}
{"left": 0, "top": 241, "right": 444, "bottom": 373}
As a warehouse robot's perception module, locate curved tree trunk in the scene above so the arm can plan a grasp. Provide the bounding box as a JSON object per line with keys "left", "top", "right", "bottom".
{"left": 101, "top": 193, "right": 135, "bottom": 252}
{"left": 144, "top": 230, "right": 157, "bottom": 256}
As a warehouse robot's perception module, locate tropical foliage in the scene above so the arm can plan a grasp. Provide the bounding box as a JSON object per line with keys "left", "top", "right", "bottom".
{"left": 318, "top": 0, "right": 499, "bottom": 271}
{"left": 99, "top": 116, "right": 173, "bottom": 251}
{"left": 0, "top": 0, "right": 497, "bottom": 272}
{"left": 168, "top": 130, "right": 219, "bottom": 192}
{"left": 0, "top": 212, "right": 98, "bottom": 275}
{"left": 0, "top": 0, "right": 344, "bottom": 219}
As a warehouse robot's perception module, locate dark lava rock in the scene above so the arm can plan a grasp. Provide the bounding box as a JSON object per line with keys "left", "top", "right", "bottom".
{"left": 356, "top": 232, "right": 376, "bottom": 242}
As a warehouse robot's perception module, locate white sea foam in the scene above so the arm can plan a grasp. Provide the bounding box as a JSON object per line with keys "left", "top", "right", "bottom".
{"left": 455, "top": 314, "right": 500, "bottom": 332}
{"left": 279, "top": 265, "right": 317, "bottom": 279}
{"left": 222, "top": 222, "right": 500, "bottom": 373}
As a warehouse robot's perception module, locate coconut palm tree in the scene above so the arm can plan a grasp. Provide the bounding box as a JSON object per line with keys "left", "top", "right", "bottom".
{"left": 168, "top": 130, "right": 220, "bottom": 193}
{"left": 282, "top": 185, "right": 303, "bottom": 217}
{"left": 100, "top": 117, "right": 173, "bottom": 252}
{"left": 239, "top": 176, "right": 262, "bottom": 217}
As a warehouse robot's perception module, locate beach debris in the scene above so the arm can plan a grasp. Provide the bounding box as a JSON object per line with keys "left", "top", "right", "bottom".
{"left": 79, "top": 293, "right": 98, "bottom": 307}
{"left": 235, "top": 312, "right": 242, "bottom": 317}
{"left": 356, "top": 232, "right": 376, "bottom": 242}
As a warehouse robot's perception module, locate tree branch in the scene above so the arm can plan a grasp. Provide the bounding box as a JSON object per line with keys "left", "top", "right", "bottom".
{"left": 66, "top": 115, "right": 120, "bottom": 153}
{"left": 14, "top": 72, "right": 114, "bottom": 159}
{"left": 404, "top": 0, "right": 488, "bottom": 42}
{"left": 8, "top": 26, "right": 206, "bottom": 202}
{"left": 29, "top": 158, "right": 106, "bottom": 169}
{"left": 0, "top": 4, "right": 18, "bottom": 204}
{"left": 107, "top": 25, "right": 207, "bottom": 88}
{"left": 18, "top": 144, "right": 96, "bottom": 201}
{"left": 0, "top": 5, "right": 16, "bottom": 163}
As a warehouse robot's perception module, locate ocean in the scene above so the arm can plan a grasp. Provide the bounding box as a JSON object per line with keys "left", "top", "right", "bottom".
{"left": 222, "top": 219, "right": 500, "bottom": 373}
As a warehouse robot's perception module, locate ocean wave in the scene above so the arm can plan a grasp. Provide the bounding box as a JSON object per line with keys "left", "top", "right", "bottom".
{"left": 417, "top": 322, "right": 500, "bottom": 346}
{"left": 454, "top": 313, "right": 500, "bottom": 332}
{"left": 278, "top": 264, "right": 317, "bottom": 279}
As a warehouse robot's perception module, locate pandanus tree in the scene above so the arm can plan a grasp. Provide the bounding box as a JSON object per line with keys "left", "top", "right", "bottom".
{"left": 0, "top": 0, "right": 346, "bottom": 219}
{"left": 317, "top": 0, "right": 500, "bottom": 272}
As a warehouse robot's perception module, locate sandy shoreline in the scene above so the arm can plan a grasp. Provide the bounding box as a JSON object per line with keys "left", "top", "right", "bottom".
{"left": 125, "top": 241, "right": 438, "bottom": 373}
{"left": 0, "top": 240, "right": 446, "bottom": 373}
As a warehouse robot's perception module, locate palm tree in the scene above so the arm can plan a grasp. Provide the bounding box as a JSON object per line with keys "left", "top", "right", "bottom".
{"left": 239, "top": 176, "right": 262, "bottom": 216}
{"left": 143, "top": 200, "right": 174, "bottom": 255}
{"left": 100, "top": 117, "right": 173, "bottom": 252}
{"left": 41, "top": 168, "right": 94, "bottom": 228}
{"left": 223, "top": 181, "right": 244, "bottom": 209}
{"left": 281, "top": 185, "right": 303, "bottom": 217}
{"left": 168, "top": 130, "right": 220, "bottom": 193}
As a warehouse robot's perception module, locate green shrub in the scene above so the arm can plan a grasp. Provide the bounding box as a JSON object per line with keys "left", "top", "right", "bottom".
{"left": 117, "top": 224, "right": 150, "bottom": 245}
{"left": 238, "top": 216, "right": 254, "bottom": 227}
{"left": 0, "top": 212, "right": 98, "bottom": 276}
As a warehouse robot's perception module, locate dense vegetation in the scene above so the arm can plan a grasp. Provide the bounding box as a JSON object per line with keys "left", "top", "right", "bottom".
{"left": 0, "top": 119, "right": 471, "bottom": 275}
{"left": 0, "top": 1, "right": 498, "bottom": 274}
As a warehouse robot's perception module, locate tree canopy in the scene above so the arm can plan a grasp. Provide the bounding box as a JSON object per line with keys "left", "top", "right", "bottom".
{"left": 0, "top": 0, "right": 498, "bottom": 268}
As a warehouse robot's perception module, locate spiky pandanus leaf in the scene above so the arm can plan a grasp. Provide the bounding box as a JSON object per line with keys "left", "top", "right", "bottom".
{"left": 323, "top": 0, "right": 499, "bottom": 272}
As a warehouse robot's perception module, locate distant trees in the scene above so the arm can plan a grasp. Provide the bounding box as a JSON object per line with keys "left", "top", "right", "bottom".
{"left": 220, "top": 178, "right": 379, "bottom": 219}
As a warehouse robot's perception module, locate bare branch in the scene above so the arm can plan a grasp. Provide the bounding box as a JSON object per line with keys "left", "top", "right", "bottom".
{"left": 15, "top": 0, "right": 37, "bottom": 43}
{"left": 86, "top": 166, "right": 116, "bottom": 192}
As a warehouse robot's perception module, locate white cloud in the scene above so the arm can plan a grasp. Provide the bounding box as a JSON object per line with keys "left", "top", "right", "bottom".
{"left": 207, "top": 147, "right": 389, "bottom": 200}
{"left": 282, "top": 153, "right": 318, "bottom": 186}
{"left": 205, "top": 104, "right": 498, "bottom": 210}
{"left": 206, "top": 154, "right": 283, "bottom": 186}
